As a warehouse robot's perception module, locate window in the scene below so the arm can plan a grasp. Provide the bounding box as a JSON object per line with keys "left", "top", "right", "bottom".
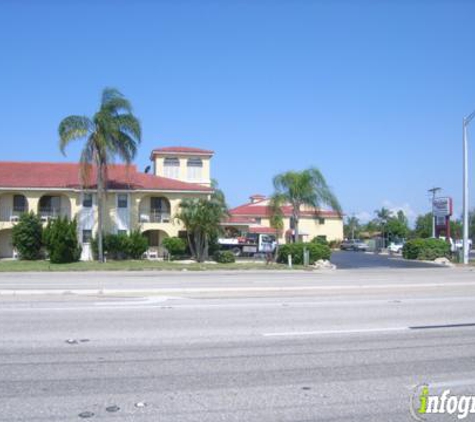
{"left": 290, "top": 217, "right": 296, "bottom": 229}
{"left": 82, "top": 229, "right": 92, "bottom": 243}
{"left": 150, "top": 197, "right": 170, "bottom": 213}
{"left": 187, "top": 158, "right": 203, "bottom": 181}
{"left": 255, "top": 217, "right": 262, "bottom": 225}
{"left": 164, "top": 157, "right": 180, "bottom": 179}
{"left": 118, "top": 194, "right": 128, "bottom": 208}
{"left": 82, "top": 193, "right": 93, "bottom": 208}
{"left": 13, "top": 195, "right": 26, "bottom": 213}
{"left": 318, "top": 218, "right": 326, "bottom": 225}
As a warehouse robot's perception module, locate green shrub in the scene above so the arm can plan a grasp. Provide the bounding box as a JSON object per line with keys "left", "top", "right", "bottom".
{"left": 43, "top": 217, "right": 81, "bottom": 263}
{"left": 127, "top": 230, "right": 148, "bottom": 259}
{"left": 12, "top": 212, "right": 43, "bottom": 260}
{"left": 311, "top": 236, "right": 329, "bottom": 246}
{"left": 277, "top": 242, "right": 331, "bottom": 265}
{"left": 213, "top": 250, "right": 236, "bottom": 264}
{"left": 92, "top": 231, "right": 148, "bottom": 260}
{"left": 402, "top": 238, "right": 450, "bottom": 261}
{"left": 104, "top": 233, "right": 130, "bottom": 259}
{"left": 162, "top": 237, "right": 187, "bottom": 258}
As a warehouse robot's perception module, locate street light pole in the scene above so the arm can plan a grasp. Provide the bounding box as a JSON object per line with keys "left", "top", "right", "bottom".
{"left": 463, "top": 110, "right": 475, "bottom": 264}
{"left": 428, "top": 187, "right": 441, "bottom": 238}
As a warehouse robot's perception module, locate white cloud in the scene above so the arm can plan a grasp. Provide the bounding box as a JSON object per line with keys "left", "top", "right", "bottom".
{"left": 351, "top": 201, "right": 420, "bottom": 226}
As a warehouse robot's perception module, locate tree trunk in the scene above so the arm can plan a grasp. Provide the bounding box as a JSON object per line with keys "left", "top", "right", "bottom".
{"left": 97, "top": 165, "right": 105, "bottom": 263}
{"left": 293, "top": 212, "right": 300, "bottom": 243}
{"left": 187, "top": 232, "right": 196, "bottom": 260}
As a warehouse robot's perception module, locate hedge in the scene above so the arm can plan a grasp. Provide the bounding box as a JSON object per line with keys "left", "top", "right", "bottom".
{"left": 162, "top": 237, "right": 187, "bottom": 258}
{"left": 92, "top": 231, "right": 148, "bottom": 260}
{"left": 277, "top": 242, "right": 331, "bottom": 265}
{"left": 213, "top": 250, "right": 236, "bottom": 264}
{"left": 402, "top": 238, "right": 451, "bottom": 261}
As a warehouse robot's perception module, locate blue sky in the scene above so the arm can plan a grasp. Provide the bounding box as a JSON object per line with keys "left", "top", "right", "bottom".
{"left": 1, "top": 0, "right": 475, "bottom": 224}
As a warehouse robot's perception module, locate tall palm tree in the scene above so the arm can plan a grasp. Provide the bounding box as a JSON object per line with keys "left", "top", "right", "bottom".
{"left": 272, "top": 168, "right": 342, "bottom": 242}
{"left": 58, "top": 88, "right": 141, "bottom": 262}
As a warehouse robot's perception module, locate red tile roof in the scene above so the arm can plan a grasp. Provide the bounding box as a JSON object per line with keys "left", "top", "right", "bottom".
{"left": 151, "top": 146, "right": 214, "bottom": 156}
{"left": 248, "top": 226, "right": 278, "bottom": 234}
{"left": 221, "top": 216, "right": 257, "bottom": 225}
{"left": 229, "top": 200, "right": 341, "bottom": 218}
{"left": 0, "top": 162, "right": 213, "bottom": 192}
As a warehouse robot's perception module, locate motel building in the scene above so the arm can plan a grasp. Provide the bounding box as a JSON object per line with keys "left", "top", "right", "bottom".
{"left": 222, "top": 195, "right": 344, "bottom": 245}
{"left": 0, "top": 145, "right": 343, "bottom": 260}
{"left": 0, "top": 147, "right": 213, "bottom": 260}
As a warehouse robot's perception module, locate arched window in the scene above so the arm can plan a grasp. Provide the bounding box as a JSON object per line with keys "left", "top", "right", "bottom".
{"left": 163, "top": 157, "right": 180, "bottom": 179}
{"left": 187, "top": 158, "right": 203, "bottom": 181}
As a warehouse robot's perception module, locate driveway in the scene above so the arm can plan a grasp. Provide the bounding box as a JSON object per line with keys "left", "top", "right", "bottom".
{"left": 330, "top": 250, "right": 443, "bottom": 269}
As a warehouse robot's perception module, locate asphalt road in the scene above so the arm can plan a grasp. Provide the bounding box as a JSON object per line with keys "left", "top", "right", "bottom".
{"left": 330, "top": 250, "right": 442, "bottom": 269}
{"left": 1, "top": 269, "right": 475, "bottom": 421}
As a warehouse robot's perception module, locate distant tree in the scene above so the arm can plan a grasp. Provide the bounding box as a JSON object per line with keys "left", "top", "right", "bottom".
{"left": 385, "top": 211, "right": 409, "bottom": 241}
{"left": 59, "top": 88, "right": 141, "bottom": 262}
{"left": 374, "top": 207, "right": 391, "bottom": 247}
{"left": 413, "top": 213, "right": 433, "bottom": 238}
{"left": 344, "top": 216, "right": 360, "bottom": 239}
{"left": 272, "top": 168, "right": 341, "bottom": 242}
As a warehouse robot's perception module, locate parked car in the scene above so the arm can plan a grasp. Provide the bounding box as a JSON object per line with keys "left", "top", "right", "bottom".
{"left": 340, "top": 239, "right": 369, "bottom": 251}
{"left": 454, "top": 239, "right": 473, "bottom": 250}
{"left": 388, "top": 241, "right": 404, "bottom": 254}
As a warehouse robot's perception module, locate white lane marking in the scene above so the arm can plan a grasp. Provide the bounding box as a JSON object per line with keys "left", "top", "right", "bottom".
{"left": 94, "top": 296, "right": 182, "bottom": 307}
{"left": 1, "top": 281, "right": 475, "bottom": 296}
{"left": 263, "top": 327, "right": 409, "bottom": 337}
{"left": 429, "top": 379, "right": 475, "bottom": 389}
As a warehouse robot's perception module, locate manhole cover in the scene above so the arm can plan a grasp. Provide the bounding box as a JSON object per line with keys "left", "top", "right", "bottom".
{"left": 106, "top": 405, "right": 120, "bottom": 413}
{"left": 302, "top": 386, "right": 311, "bottom": 391}
{"left": 78, "top": 411, "right": 94, "bottom": 418}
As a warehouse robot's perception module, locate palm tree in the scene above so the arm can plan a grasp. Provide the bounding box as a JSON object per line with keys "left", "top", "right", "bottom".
{"left": 269, "top": 195, "right": 285, "bottom": 258}
{"left": 374, "top": 207, "right": 391, "bottom": 248}
{"left": 345, "top": 216, "right": 360, "bottom": 240}
{"left": 58, "top": 88, "right": 141, "bottom": 262}
{"left": 176, "top": 196, "right": 227, "bottom": 263}
{"left": 272, "top": 168, "right": 342, "bottom": 242}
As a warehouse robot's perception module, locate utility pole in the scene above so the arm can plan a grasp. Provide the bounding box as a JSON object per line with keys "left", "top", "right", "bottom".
{"left": 428, "top": 187, "right": 441, "bottom": 238}
{"left": 463, "top": 110, "right": 475, "bottom": 264}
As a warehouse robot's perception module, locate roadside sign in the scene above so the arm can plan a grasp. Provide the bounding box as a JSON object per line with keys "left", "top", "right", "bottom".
{"left": 432, "top": 197, "right": 453, "bottom": 217}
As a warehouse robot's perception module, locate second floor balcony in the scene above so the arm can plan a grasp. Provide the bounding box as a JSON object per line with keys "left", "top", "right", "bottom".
{"left": 139, "top": 210, "right": 171, "bottom": 224}
{"left": 139, "top": 196, "right": 172, "bottom": 225}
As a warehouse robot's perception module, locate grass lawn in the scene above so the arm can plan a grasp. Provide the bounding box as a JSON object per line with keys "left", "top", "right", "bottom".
{"left": 0, "top": 259, "right": 302, "bottom": 272}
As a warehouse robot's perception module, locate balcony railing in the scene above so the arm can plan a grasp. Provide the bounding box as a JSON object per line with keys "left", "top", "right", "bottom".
{"left": 38, "top": 208, "right": 68, "bottom": 221}
{"left": 139, "top": 210, "right": 171, "bottom": 224}
{"left": 0, "top": 209, "right": 26, "bottom": 223}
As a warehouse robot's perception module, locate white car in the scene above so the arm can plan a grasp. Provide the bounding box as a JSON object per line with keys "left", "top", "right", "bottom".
{"left": 388, "top": 242, "right": 404, "bottom": 253}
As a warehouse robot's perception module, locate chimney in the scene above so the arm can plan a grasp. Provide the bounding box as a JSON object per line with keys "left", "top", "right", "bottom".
{"left": 250, "top": 194, "right": 266, "bottom": 204}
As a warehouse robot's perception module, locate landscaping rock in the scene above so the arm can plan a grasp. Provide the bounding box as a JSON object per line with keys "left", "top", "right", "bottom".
{"left": 313, "top": 259, "right": 337, "bottom": 270}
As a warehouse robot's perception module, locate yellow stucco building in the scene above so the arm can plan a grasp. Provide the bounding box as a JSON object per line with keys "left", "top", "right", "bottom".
{"left": 0, "top": 147, "right": 213, "bottom": 260}
{"left": 0, "top": 146, "right": 343, "bottom": 260}
{"left": 224, "top": 194, "right": 344, "bottom": 244}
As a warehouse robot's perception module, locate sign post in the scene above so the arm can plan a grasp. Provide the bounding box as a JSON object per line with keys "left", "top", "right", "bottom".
{"left": 432, "top": 197, "right": 453, "bottom": 240}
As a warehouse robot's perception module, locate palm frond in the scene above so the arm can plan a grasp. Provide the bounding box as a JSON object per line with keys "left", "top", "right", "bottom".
{"left": 58, "top": 115, "right": 93, "bottom": 155}
{"left": 101, "top": 87, "right": 133, "bottom": 114}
